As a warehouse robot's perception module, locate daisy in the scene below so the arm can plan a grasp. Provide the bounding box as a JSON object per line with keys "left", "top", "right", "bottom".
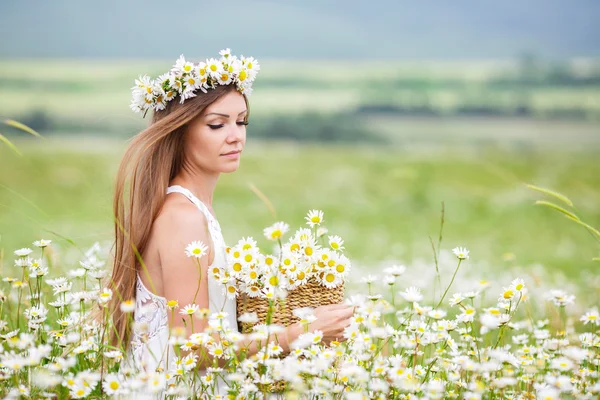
{"left": 174, "top": 54, "right": 194, "bottom": 75}
{"left": 452, "top": 247, "right": 469, "bottom": 260}
{"left": 511, "top": 278, "right": 526, "bottom": 292}
{"left": 241, "top": 56, "right": 261, "bottom": 74}
{"left": 102, "top": 373, "right": 122, "bottom": 395}
{"left": 328, "top": 235, "right": 344, "bottom": 250}
{"left": 224, "top": 283, "right": 237, "bottom": 299}
{"left": 14, "top": 248, "right": 33, "bottom": 257}
{"left": 427, "top": 309, "right": 447, "bottom": 319}
{"left": 400, "top": 287, "right": 423, "bottom": 303}
{"left": 457, "top": 307, "right": 476, "bottom": 323}
{"left": 545, "top": 290, "right": 575, "bottom": 307}
{"left": 217, "top": 71, "right": 233, "bottom": 85}
{"left": 263, "top": 221, "right": 289, "bottom": 241}
{"left": 334, "top": 254, "right": 351, "bottom": 276}
{"left": 180, "top": 304, "right": 199, "bottom": 316}
{"left": 56, "top": 317, "right": 73, "bottom": 327}
{"left": 120, "top": 300, "right": 135, "bottom": 313}
{"left": 320, "top": 269, "right": 342, "bottom": 289}
{"left": 305, "top": 210, "right": 324, "bottom": 227}
{"left": 33, "top": 239, "right": 52, "bottom": 248}
{"left": 166, "top": 300, "right": 179, "bottom": 310}
{"left": 384, "top": 264, "right": 406, "bottom": 277}
{"left": 196, "top": 62, "right": 208, "bottom": 79}
{"left": 206, "top": 58, "right": 223, "bottom": 78}
{"left": 52, "top": 281, "right": 72, "bottom": 295}
{"left": 238, "top": 236, "right": 257, "bottom": 251}
{"left": 185, "top": 241, "right": 208, "bottom": 258}
{"left": 219, "top": 48, "right": 232, "bottom": 60}
{"left": 238, "top": 312, "right": 258, "bottom": 324}
{"left": 97, "top": 288, "right": 113, "bottom": 304}
{"left": 183, "top": 73, "right": 200, "bottom": 91}
{"left": 580, "top": 308, "right": 599, "bottom": 326}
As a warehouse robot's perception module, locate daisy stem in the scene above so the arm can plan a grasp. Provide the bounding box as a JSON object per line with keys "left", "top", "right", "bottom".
{"left": 435, "top": 259, "right": 462, "bottom": 310}
{"left": 193, "top": 258, "right": 202, "bottom": 304}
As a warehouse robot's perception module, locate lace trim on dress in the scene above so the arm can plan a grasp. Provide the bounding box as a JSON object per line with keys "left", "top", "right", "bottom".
{"left": 130, "top": 274, "right": 169, "bottom": 369}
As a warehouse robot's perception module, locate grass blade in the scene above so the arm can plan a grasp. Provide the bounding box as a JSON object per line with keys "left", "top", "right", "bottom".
{"left": 4, "top": 119, "right": 43, "bottom": 138}
{"left": 0, "top": 133, "right": 22, "bottom": 156}
{"left": 535, "top": 200, "right": 579, "bottom": 220}
{"left": 526, "top": 184, "right": 573, "bottom": 207}
{"left": 565, "top": 215, "right": 600, "bottom": 240}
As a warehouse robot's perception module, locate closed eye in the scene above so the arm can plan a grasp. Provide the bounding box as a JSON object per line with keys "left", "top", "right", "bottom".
{"left": 207, "top": 121, "right": 249, "bottom": 130}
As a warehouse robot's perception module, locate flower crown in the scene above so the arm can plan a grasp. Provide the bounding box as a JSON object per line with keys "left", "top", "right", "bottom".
{"left": 130, "top": 48, "right": 260, "bottom": 116}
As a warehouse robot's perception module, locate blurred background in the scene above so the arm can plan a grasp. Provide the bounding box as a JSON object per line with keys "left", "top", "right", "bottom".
{"left": 1, "top": 0, "right": 599, "bottom": 300}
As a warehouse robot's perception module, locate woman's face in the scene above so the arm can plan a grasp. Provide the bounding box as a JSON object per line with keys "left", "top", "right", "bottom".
{"left": 183, "top": 90, "right": 247, "bottom": 175}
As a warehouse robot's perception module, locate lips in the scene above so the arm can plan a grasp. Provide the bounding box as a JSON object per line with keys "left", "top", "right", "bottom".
{"left": 222, "top": 150, "right": 241, "bottom": 156}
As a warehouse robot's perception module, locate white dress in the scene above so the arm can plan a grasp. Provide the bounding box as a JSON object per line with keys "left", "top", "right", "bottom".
{"left": 128, "top": 185, "right": 238, "bottom": 394}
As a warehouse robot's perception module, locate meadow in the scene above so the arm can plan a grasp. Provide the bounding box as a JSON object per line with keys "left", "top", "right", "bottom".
{"left": 1, "top": 58, "right": 600, "bottom": 299}
{"left": 1, "top": 131, "right": 599, "bottom": 291}
{"left": 1, "top": 58, "right": 600, "bottom": 398}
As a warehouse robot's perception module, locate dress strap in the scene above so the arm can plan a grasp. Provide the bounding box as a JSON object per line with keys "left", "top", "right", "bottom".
{"left": 166, "top": 185, "right": 222, "bottom": 235}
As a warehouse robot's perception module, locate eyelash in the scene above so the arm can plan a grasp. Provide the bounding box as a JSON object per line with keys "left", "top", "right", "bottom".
{"left": 207, "top": 122, "right": 249, "bottom": 130}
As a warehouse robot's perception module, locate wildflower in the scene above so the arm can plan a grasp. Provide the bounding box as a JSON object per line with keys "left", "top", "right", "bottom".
{"left": 328, "top": 235, "right": 345, "bottom": 250}
{"left": 580, "top": 308, "right": 599, "bottom": 326}
{"left": 511, "top": 278, "right": 526, "bottom": 292}
{"left": 166, "top": 299, "right": 179, "bottom": 310}
{"left": 384, "top": 264, "right": 406, "bottom": 277}
{"left": 400, "top": 286, "right": 423, "bottom": 303}
{"left": 14, "top": 248, "right": 33, "bottom": 257}
{"left": 457, "top": 307, "right": 476, "bottom": 323}
{"left": 238, "top": 312, "right": 258, "bottom": 324}
{"left": 180, "top": 304, "right": 199, "bottom": 316}
{"left": 102, "top": 373, "right": 122, "bottom": 395}
{"left": 315, "top": 226, "right": 329, "bottom": 238}
{"left": 33, "top": 239, "right": 52, "bottom": 248}
{"left": 185, "top": 240, "right": 209, "bottom": 258}
{"left": 452, "top": 247, "right": 469, "bottom": 260}
{"left": 427, "top": 309, "right": 447, "bottom": 319}
{"left": 97, "top": 288, "right": 113, "bottom": 304}
{"left": 120, "top": 300, "right": 135, "bottom": 313}
{"left": 449, "top": 293, "right": 464, "bottom": 306}
{"left": 305, "top": 209, "right": 324, "bottom": 227}
{"left": 263, "top": 221, "right": 289, "bottom": 241}
{"left": 545, "top": 290, "right": 575, "bottom": 307}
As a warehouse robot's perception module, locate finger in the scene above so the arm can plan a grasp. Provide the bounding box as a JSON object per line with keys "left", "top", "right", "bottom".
{"left": 328, "top": 303, "right": 352, "bottom": 310}
{"left": 337, "top": 307, "right": 355, "bottom": 319}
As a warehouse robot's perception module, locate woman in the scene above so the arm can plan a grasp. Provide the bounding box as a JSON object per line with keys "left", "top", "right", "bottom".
{"left": 107, "top": 50, "right": 354, "bottom": 390}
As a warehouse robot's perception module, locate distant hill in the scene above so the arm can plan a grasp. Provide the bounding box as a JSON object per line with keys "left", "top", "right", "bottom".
{"left": 0, "top": 0, "right": 599, "bottom": 60}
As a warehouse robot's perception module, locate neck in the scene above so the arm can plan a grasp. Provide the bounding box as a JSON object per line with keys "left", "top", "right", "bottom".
{"left": 170, "top": 169, "right": 219, "bottom": 207}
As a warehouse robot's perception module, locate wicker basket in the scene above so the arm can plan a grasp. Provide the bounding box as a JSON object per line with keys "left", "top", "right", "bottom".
{"left": 237, "top": 278, "right": 345, "bottom": 333}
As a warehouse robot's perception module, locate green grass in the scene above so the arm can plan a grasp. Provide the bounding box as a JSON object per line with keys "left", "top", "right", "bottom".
{"left": 1, "top": 135, "right": 599, "bottom": 284}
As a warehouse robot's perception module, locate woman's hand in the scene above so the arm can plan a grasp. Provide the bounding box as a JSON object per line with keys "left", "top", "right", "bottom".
{"left": 309, "top": 303, "right": 355, "bottom": 344}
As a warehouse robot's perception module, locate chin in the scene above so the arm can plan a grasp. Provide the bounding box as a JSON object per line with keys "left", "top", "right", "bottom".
{"left": 221, "top": 162, "right": 241, "bottom": 174}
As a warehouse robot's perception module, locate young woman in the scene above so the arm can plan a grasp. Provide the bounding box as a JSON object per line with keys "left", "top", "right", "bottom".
{"left": 107, "top": 50, "right": 354, "bottom": 386}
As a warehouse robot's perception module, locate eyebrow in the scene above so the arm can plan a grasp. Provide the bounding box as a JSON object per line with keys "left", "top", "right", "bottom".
{"left": 205, "top": 110, "right": 248, "bottom": 118}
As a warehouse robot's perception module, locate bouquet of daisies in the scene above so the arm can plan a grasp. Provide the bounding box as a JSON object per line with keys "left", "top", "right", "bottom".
{"left": 213, "top": 210, "right": 350, "bottom": 332}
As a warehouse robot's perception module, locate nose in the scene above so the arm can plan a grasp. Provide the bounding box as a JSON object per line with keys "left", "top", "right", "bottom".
{"left": 226, "top": 122, "right": 245, "bottom": 144}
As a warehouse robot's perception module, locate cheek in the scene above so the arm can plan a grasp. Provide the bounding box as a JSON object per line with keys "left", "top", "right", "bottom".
{"left": 184, "top": 129, "right": 218, "bottom": 162}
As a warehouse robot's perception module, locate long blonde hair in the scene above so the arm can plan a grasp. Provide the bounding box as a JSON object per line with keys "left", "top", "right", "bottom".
{"left": 108, "top": 84, "right": 249, "bottom": 349}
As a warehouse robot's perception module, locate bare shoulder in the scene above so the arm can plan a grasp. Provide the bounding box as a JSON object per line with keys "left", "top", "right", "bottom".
{"left": 152, "top": 195, "right": 211, "bottom": 256}
{"left": 155, "top": 195, "right": 207, "bottom": 230}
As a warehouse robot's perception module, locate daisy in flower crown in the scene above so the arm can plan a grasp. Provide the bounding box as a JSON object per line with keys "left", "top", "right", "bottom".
{"left": 129, "top": 48, "right": 260, "bottom": 117}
